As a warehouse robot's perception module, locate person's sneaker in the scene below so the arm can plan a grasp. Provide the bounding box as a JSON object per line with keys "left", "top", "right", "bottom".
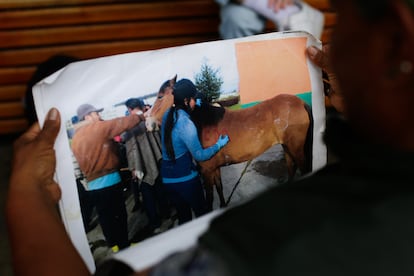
{"left": 284, "top": 1, "right": 324, "bottom": 39}
{"left": 111, "top": 245, "right": 120, "bottom": 253}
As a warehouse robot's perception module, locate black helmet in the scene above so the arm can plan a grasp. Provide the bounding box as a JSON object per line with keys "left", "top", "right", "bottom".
{"left": 125, "top": 98, "right": 145, "bottom": 110}
{"left": 173, "top": 79, "right": 198, "bottom": 104}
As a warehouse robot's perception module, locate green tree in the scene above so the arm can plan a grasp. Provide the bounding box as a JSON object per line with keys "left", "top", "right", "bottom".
{"left": 194, "top": 61, "right": 223, "bottom": 102}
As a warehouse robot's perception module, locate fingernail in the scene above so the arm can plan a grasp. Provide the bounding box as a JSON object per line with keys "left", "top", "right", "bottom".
{"left": 48, "top": 108, "right": 58, "bottom": 121}
{"left": 307, "top": 46, "right": 318, "bottom": 57}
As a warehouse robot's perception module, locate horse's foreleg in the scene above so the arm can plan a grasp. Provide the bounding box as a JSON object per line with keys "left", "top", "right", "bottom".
{"left": 213, "top": 169, "right": 226, "bottom": 208}
{"left": 282, "top": 131, "right": 307, "bottom": 180}
{"left": 282, "top": 144, "right": 298, "bottom": 180}
{"left": 281, "top": 104, "right": 312, "bottom": 179}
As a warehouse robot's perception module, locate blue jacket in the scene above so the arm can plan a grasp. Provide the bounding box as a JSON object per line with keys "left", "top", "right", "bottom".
{"left": 161, "top": 109, "right": 219, "bottom": 162}
{"left": 161, "top": 109, "right": 220, "bottom": 183}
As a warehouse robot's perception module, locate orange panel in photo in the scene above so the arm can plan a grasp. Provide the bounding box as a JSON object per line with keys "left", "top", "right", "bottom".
{"left": 236, "top": 37, "right": 311, "bottom": 104}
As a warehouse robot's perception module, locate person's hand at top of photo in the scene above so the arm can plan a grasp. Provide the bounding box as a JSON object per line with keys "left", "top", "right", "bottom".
{"left": 306, "top": 45, "right": 345, "bottom": 113}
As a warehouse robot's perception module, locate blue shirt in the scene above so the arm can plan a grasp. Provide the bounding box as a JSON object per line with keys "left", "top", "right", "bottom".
{"left": 87, "top": 171, "right": 121, "bottom": 191}
{"left": 161, "top": 109, "right": 219, "bottom": 162}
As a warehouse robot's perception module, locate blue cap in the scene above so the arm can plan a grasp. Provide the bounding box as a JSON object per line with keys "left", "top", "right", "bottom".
{"left": 125, "top": 98, "right": 145, "bottom": 110}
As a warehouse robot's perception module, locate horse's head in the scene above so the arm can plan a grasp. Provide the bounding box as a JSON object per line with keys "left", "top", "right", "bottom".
{"left": 146, "top": 75, "right": 177, "bottom": 131}
{"left": 157, "top": 75, "right": 176, "bottom": 98}
{"left": 146, "top": 75, "right": 226, "bottom": 132}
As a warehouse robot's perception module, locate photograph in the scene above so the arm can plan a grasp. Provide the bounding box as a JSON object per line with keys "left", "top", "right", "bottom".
{"left": 32, "top": 31, "right": 326, "bottom": 272}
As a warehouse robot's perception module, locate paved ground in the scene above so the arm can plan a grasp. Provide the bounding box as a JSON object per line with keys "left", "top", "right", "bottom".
{"left": 216, "top": 144, "right": 288, "bottom": 209}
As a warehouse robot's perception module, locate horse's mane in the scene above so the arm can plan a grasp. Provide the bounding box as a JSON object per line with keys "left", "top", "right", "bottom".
{"left": 191, "top": 103, "right": 225, "bottom": 136}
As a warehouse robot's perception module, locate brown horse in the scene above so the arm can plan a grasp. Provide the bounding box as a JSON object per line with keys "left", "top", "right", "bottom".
{"left": 147, "top": 77, "right": 313, "bottom": 210}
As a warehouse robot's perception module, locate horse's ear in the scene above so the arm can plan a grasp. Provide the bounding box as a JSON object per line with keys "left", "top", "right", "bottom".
{"left": 170, "top": 74, "right": 177, "bottom": 86}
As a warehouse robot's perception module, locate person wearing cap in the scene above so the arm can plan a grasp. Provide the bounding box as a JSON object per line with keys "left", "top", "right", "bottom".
{"left": 161, "top": 79, "right": 230, "bottom": 225}
{"left": 123, "top": 98, "right": 148, "bottom": 212}
{"left": 71, "top": 103, "right": 145, "bottom": 252}
{"left": 122, "top": 98, "right": 172, "bottom": 235}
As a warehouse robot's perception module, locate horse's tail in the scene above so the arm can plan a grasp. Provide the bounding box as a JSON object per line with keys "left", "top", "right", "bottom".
{"left": 303, "top": 102, "right": 314, "bottom": 174}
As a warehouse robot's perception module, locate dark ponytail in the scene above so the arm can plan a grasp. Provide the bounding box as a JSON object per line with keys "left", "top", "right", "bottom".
{"left": 164, "top": 78, "right": 197, "bottom": 161}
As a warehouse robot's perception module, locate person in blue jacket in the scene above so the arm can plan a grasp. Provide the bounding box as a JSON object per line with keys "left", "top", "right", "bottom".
{"left": 160, "top": 79, "right": 229, "bottom": 225}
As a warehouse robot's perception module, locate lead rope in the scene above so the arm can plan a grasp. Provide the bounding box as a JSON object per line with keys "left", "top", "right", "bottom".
{"left": 225, "top": 159, "right": 252, "bottom": 206}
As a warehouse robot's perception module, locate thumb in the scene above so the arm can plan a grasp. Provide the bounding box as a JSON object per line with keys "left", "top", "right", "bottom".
{"left": 306, "top": 46, "right": 330, "bottom": 71}
{"left": 38, "top": 108, "right": 61, "bottom": 146}
{"left": 46, "top": 180, "right": 62, "bottom": 203}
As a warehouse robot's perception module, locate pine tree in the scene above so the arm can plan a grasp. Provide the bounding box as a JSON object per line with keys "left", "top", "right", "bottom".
{"left": 194, "top": 61, "right": 223, "bottom": 102}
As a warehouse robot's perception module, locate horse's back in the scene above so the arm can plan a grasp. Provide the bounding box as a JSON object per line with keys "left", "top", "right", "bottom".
{"left": 200, "top": 94, "right": 308, "bottom": 167}
{"left": 223, "top": 94, "right": 309, "bottom": 132}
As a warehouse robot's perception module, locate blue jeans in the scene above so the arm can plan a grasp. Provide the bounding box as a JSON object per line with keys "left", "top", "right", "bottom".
{"left": 164, "top": 176, "right": 208, "bottom": 225}
{"left": 141, "top": 178, "right": 171, "bottom": 230}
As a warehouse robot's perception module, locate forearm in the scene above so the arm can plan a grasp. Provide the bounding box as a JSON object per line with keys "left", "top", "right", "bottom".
{"left": 191, "top": 143, "right": 220, "bottom": 162}
{"left": 178, "top": 117, "right": 219, "bottom": 162}
{"left": 184, "top": 131, "right": 219, "bottom": 162}
{"left": 105, "top": 114, "right": 142, "bottom": 138}
{"left": 6, "top": 177, "right": 90, "bottom": 276}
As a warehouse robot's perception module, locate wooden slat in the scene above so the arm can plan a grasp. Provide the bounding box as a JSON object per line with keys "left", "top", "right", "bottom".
{"left": 0, "top": 118, "right": 28, "bottom": 135}
{"left": 0, "top": 85, "right": 26, "bottom": 101}
{"left": 0, "top": 18, "right": 219, "bottom": 48}
{"left": 1, "top": 1, "right": 219, "bottom": 30}
{"left": 0, "top": 102, "right": 25, "bottom": 118}
{"left": 0, "top": 67, "right": 36, "bottom": 86}
{"left": 0, "top": 0, "right": 137, "bottom": 9}
{"left": 0, "top": 36, "right": 219, "bottom": 67}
